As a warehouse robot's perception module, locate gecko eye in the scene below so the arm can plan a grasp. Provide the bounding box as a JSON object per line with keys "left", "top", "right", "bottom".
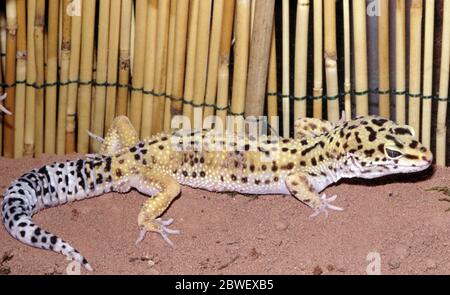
{"left": 385, "top": 147, "right": 403, "bottom": 159}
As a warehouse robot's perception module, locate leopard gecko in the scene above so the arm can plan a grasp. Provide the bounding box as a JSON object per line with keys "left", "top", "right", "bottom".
{"left": 1, "top": 115, "right": 433, "bottom": 271}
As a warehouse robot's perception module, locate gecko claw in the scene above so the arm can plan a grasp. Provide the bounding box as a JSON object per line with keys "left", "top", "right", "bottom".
{"left": 310, "top": 194, "right": 343, "bottom": 218}
{"left": 135, "top": 217, "right": 180, "bottom": 247}
{"left": 156, "top": 218, "right": 180, "bottom": 247}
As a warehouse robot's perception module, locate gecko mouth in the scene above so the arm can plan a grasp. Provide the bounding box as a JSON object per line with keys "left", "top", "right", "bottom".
{"left": 395, "top": 161, "right": 432, "bottom": 173}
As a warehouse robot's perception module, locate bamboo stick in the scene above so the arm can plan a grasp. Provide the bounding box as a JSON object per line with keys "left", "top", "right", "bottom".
{"left": 56, "top": 0, "right": 72, "bottom": 155}
{"left": 163, "top": 0, "right": 178, "bottom": 132}
{"left": 3, "top": 0, "right": 17, "bottom": 158}
{"left": 250, "top": 0, "right": 256, "bottom": 37}
{"left": 169, "top": 0, "right": 190, "bottom": 124}
{"left": 230, "top": 0, "right": 251, "bottom": 131}
{"left": 129, "top": 0, "right": 148, "bottom": 134}
{"left": 421, "top": 0, "right": 435, "bottom": 148}
{"left": 313, "top": 0, "right": 323, "bottom": 119}
{"left": 116, "top": 0, "right": 132, "bottom": 117}
{"left": 408, "top": 0, "right": 423, "bottom": 138}
{"left": 395, "top": 0, "right": 406, "bottom": 125}
{"left": 0, "top": 55, "right": 3, "bottom": 156}
{"left": 281, "top": 0, "right": 290, "bottom": 137}
{"left": 24, "top": 0, "right": 36, "bottom": 156}
{"left": 294, "top": 0, "right": 309, "bottom": 120}
{"left": 216, "top": 0, "right": 235, "bottom": 126}
{"left": 324, "top": 0, "right": 339, "bottom": 122}
{"left": 267, "top": 22, "right": 278, "bottom": 135}
{"left": 343, "top": 0, "right": 351, "bottom": 120}
{"left": 104, "top": 0, "right": 122, "bottom": 131}
{"left": 191, "top": 0, "right": 212, "bottom": 130}
{"left": 13, "top": 0, "right": 26, "bottom": 158}
{"left": 0, "top": 13, "right": 6, "bottom": 75}
{"left": 44, "top": 0, "right": 59, "bottom": 154}
{"left": 353, "top": 0, "right": 369, "bottom": 116}
{"left": 0, "top": 9, "right": 7, "bottom": 156}
{"left": 140, "top": 0, "right": 158, "bottom": 138}
{"left": 0, "top": 10, "right": 5, "bottom": 155}
{"left": 203, "top": 0, "right": 224, "bottom": 120}
{"left": 58, "top": 0, "right": 62, "bottom": 63}
{"left": 90, "top": 47, "right": 97, "bottom": 128}
{"left": 90, "top": 0, "right": 110, "bottom": 152}
{"left": 34, "top": 0, "right": 45, "bottom": 157}
{"left": 0, "top": 58, "right": 3, "bottom": 156}
{"left": 65, "top": 0, "right": 83, "bottom": 154}
{"left": 130, "top": 1, "right": 135, "bottom": 78}
{"left": 436, "top": 0, "right": 450, "bottom": 166}
{"left": 44, "top": 12, "right": 48, "bottom": 63}
{"left": 151, "top": 0, "right": 171, "bottom": 134}
{"left": 182, "top": 0, "right": 200, "bottom": 125}
{"left": 245, "top": 0, "right": 275, "bottom": 118}
{"left": 77, "top": 0, "right": 96, "bottom": 153}
{"left": 378, "top": 0, "right": 390, "bottom": 119}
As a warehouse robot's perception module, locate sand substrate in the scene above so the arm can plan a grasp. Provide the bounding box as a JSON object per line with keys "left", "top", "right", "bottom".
{"left": 0, "top": 154, "right": 449, "bottom": 275}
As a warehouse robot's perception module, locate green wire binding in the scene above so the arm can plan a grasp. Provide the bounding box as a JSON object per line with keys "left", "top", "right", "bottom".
{"left": 0, "top": 80, "right": 448, "bottom": 117}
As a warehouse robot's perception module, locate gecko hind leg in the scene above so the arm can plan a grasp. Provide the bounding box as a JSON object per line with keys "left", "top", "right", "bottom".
{"left": 133, "top": 171, "right": 181, "bottom": 246}
{"left": 91, "top": 116, "right": 140, "bottom": 156}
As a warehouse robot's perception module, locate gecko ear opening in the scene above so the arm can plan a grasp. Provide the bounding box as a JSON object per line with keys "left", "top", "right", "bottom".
{"left": 384, "top": 146, "right": 403, "bottom": 159}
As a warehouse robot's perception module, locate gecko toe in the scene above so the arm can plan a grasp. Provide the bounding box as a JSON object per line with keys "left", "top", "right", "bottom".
{"left": 310, "top": 194, "right": 343, "bottom": 218}
{"left": 157, "top": 218, "right": 180, "bottom": 247}
{"left": 136, "top": 217, "right": 180, "bottom": 247}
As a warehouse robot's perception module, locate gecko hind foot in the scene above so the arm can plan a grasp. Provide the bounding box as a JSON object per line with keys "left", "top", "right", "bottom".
{"left": 135, "top": 218, "right": 180, "bottom": 247}
{"left": 310, "top": 194, "right": 343, "bottom": 218}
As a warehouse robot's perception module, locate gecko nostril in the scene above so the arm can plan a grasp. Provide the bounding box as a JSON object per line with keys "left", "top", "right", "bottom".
{"left": 421, "top": 155, "right": 432, "bottom": 163}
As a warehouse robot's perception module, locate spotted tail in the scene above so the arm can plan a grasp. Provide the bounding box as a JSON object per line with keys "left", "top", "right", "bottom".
{"left": 1, "top": 156, "right": 114, "bottom": 271}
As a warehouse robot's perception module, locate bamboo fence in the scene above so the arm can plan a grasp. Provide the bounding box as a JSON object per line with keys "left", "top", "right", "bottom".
{"left": 0, "top": 0, "right": 447, "bottom": 166}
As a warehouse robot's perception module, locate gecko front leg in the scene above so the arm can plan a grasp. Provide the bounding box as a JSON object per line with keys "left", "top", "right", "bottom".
{"left": 132, "top": 171, "right": 181, "bottom": 246}
{"left": 286, "top": 173, "right": 343, "bottom": 217}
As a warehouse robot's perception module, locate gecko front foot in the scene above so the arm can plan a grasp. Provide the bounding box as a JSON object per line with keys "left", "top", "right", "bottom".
{"left": 310, "top": 194, "right": 344, "bottom": 218}
{"left": 136, "top": 216, "right": 180, "bottom": 247}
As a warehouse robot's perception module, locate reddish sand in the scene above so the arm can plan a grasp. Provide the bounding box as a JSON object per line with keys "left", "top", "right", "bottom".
{"left": 0, "top": 154, "right": 449, "bottom": 275}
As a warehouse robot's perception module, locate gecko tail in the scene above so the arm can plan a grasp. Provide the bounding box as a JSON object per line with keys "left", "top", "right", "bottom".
{"left": 2, "top": 200, "right": 93, "bottom": 271}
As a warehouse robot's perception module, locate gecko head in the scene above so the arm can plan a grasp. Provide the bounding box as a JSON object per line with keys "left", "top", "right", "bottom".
{"left": 340, "top": 116, "right": 433, "bottom": 179}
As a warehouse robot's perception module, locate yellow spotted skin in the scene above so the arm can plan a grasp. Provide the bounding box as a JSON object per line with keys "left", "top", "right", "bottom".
{"left": 100, "top": 115, "right": 433, "bottom": 240}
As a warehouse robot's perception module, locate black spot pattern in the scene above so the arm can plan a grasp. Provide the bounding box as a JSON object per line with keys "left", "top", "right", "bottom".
{"left": 1, "top": 156, "right": 114, "bottom": 270}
